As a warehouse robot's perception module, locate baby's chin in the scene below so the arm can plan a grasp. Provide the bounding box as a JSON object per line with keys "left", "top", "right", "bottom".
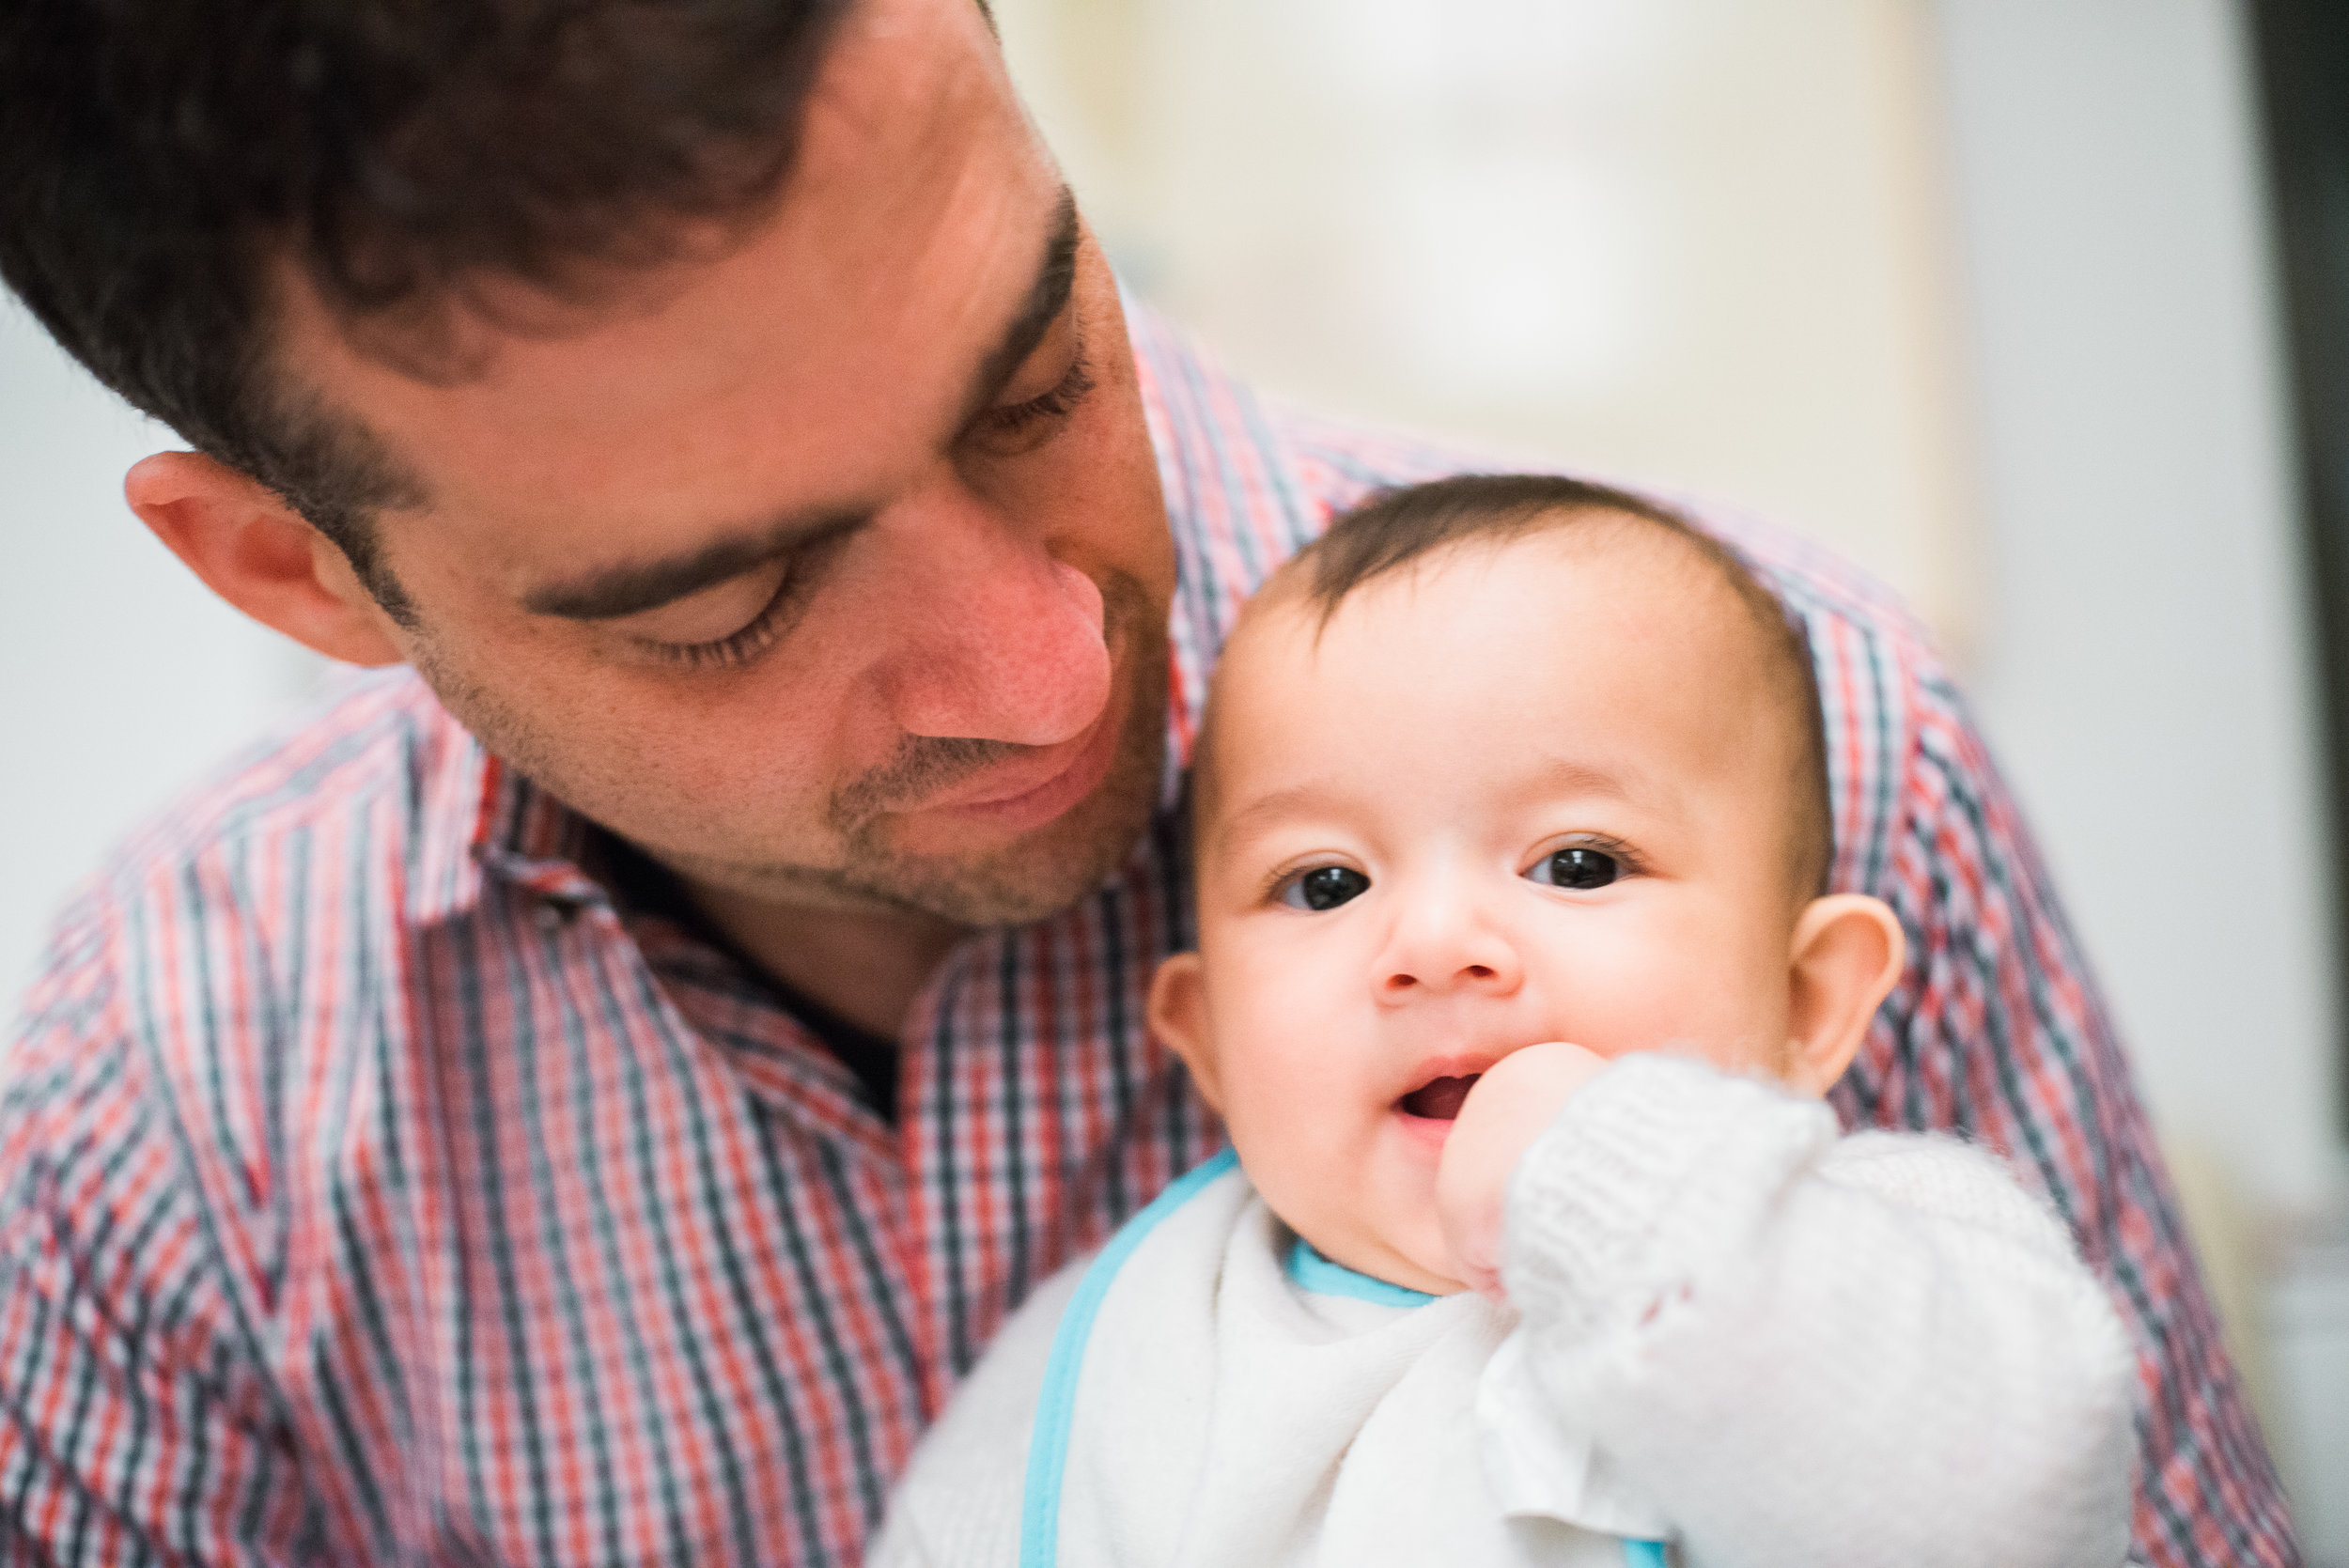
{"left": 1241, "top": 1131, "right": 1471, "bottom": 1296}
{"left": 1389, "top": 1238, "right": 1472, "bottom": 1297}
{"left": 1288, "top": 1214, "right": 1470, "bottom": 1298}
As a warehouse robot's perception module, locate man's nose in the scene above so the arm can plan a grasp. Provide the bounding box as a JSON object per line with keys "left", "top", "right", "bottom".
{"left": 1376, "top": 884, "right": 1524, "bottom": 1001}
{"left": 875, "top": 483, "right": 1112, "bottom": 748}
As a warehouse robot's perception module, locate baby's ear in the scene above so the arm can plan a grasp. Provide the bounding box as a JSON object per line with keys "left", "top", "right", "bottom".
{"left": 1146, "top": 953, "right": 1222, "bottom": 1111}
{"left": 1781, "top": 894, "right": 1906, "bottom": 1096}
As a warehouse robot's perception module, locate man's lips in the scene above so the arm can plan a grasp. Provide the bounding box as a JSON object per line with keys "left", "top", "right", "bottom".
{"left": 912, "top": 700, "right": 1123, "bottom": 834}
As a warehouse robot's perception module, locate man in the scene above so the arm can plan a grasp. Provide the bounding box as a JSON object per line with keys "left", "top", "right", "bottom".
{"left": 0, "top": 0, "right": 2293, "bottom": 1564}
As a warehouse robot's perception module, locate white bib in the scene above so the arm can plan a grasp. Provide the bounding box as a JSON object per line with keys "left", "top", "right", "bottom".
{"left": 1022, "top": 1151, "right": 1673, "bottom": 1568}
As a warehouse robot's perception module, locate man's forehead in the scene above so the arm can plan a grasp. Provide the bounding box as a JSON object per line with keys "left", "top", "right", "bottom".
{"left": 518, "top": 189, "right": 1081, "bottom": 623}
{"left": 269, "top": 0, "right": 1046, "bottom": 556}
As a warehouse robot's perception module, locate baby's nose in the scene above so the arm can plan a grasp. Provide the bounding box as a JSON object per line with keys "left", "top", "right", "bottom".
{"left": 1375, "top": 875, "right": 1527, "bottom": 1001}
{"left": 1383, "top": 958, "right": 1506, "bottom": 994}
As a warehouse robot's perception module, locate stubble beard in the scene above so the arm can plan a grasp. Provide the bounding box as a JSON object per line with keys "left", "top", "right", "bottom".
{"left": 666, "top": 568, "right": 1169, "bottom": 928}
{"left": 421, "top": 570, "right": 1170, "bottom": 932}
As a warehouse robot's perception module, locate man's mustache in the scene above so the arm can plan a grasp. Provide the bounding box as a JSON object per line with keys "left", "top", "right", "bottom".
{"left": 828, "top": 735, "right": 1031, "bottom": 829}
{"left": 826, "top": 568, "right": 1148, "bottom": 831}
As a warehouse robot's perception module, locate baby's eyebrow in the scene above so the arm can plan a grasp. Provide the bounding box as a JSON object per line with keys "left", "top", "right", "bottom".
{"left": 1207, "top": 782, "right": 1354, "bottom": 856}
{"left": 1528, "top": 756, "right": 1643, "bottom": 805}
{"left": 1206, "top": 756, "right": 1672, "bottom": 857}
{"left": 1517, "top": 753, "right": 1690, "bottom": 826}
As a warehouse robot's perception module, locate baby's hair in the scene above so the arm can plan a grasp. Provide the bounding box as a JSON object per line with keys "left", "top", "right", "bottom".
{"left": 1237, "top": 473, "right": 1834, "bottom": 900}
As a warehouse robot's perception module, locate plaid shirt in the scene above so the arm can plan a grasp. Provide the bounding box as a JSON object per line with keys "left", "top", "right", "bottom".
{"left": 0, "top": 305, "right": 2295, "bottom": 1567}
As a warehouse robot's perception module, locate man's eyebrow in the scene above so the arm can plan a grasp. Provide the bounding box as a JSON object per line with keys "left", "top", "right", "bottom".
{"left": 521, "top": 506, "right": 870, "bottom": 621}
{"left": 522, "top": 190, "right": 1081, "bottom": 625}
{"left": 954, "top": 186, "right": 1081, "bottom": 430}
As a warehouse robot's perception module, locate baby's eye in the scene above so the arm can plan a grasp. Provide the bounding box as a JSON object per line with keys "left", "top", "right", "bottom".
{"left": 1527, "top": 846, "right": 1621, "bottom": 891}
{"left": 1281, "top": 865, "right": 1370, "bottom": 911}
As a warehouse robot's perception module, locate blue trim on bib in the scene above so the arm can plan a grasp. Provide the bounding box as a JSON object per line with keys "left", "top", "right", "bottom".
{"left": 1018, "top": 1147, "right": 1239, "bottom": 1568}
{"left": 1283, "top": 1236, "right": 1439, "bottom": 1308}
{"left": 1620, "top": 1540, "right": 1672, "bottom": 1567}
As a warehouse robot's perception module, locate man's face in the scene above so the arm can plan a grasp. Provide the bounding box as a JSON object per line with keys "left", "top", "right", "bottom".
{"left": 1177, "top": 529, "right": 1809, "bottom": 1294}
{"left": 279, "top": 0, "right": 1174, "bottom": 926}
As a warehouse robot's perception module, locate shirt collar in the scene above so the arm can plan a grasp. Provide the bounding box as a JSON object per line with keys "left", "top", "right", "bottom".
{"left": 402, "top": 695, "right": 603, "bottom": 926}
{"left": 470, "top": 753, "right": 609, "bottom": 904}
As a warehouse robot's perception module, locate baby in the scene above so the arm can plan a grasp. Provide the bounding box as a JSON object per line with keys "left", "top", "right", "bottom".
{"left": 874, "top": 474, "right": 2136, "bottom": 1568}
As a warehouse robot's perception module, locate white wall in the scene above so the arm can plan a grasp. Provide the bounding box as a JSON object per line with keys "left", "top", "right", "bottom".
{"left": 1932, "top": 3, "right": 2347, "bottom": 1545}
{"left": 0, "top": 298, "right": 314, "bottom": 1013}
{"left": 1003, "top": 0, "right": 1984, "bottom": 649}
{"left": 1932, "top": 0, "right": 2343, "bottom": 1214}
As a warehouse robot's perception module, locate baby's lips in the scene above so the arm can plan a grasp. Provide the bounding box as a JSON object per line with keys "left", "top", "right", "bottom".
{"left": 1398, "top": 1073, "right": 1482, "bottom": 1121}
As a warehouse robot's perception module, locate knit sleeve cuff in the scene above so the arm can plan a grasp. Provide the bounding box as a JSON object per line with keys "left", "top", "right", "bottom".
{"left": 1501, "top": 1052, "right": 1837, "bottom": 1343}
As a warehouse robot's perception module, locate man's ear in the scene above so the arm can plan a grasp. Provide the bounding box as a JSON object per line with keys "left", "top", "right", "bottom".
{"left": 1781, "top": 893, "right": 1906, "bottom": 1096}
{"left": 1146, "top": 953, "right": 1222, "bottom": 1111}
{"left": 126, "top": 450, "right": 407, "bottom": 667}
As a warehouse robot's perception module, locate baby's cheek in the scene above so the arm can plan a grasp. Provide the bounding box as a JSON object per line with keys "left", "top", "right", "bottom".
{"left": 1227, "top": 1064, "right": 1380, "bottom": 1198}
{"left": 1249, "top": 1061, "right": 1366, "bottom": 1157}
{"left": 1545, "top": 935, "right": 1753, "bottom": 1060}
{"left": 1549, "top": 969, "right": 1689, "bottom": 1050}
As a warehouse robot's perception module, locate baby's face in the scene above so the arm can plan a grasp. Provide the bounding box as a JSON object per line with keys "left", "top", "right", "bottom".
{"left": 1162, "top": 529, "right": 1817, "bottom": 1294}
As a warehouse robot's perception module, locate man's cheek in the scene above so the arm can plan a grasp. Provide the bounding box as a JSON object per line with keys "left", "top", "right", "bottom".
{"left": 643, "top": 727, "right": 824, "bottom": 816}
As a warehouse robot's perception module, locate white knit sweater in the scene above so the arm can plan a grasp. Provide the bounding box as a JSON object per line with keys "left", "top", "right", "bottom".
{"left": 870, "top": 1054, "right": 2137, "bottom": 1567}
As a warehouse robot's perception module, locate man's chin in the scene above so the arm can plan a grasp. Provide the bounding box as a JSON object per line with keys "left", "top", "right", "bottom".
{"left": 693, "top": 728, "right": 1165, "bottom": 929}
{"left": 845, "top": 774, "right": 1161, "bottom": 926}
{"left": 833, "top": 641, "right": 1169, "bottom": 927}
{"left": 677, "top": 595, "right": 1170, "bottom": 929}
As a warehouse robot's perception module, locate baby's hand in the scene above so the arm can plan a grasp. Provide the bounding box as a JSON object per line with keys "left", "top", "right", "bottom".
{"left": 1435, "top": 1042, "right": 1610, "bottom": 1299}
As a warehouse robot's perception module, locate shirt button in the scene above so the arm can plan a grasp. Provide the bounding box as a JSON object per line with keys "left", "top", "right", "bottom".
{"left": 535, "top": 903, "right": 569, "bottom": 935}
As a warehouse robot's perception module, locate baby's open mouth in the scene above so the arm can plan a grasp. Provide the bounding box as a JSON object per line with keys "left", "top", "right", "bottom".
{"left": 1398, "top": 1074, "right": 1482, "bottom": 1121}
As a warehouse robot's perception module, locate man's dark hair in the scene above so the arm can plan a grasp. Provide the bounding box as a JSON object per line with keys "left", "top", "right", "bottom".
{"left": 1275, "top": 473, "right": 1836, "bottom": 898}
{"left": 0, "top": 0, "right": 853, "bottom": 600}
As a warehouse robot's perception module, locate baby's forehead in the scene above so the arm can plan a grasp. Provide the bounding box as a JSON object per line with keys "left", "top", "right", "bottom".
{"left": 1238, "top": 520, "right": 1770, "bottom": 702}
{"left": 1195, "top": 519, "right": 1813, "bottom": 839}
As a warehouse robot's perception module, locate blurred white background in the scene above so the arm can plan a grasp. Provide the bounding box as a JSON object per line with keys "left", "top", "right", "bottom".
{"left": 3, "top": 0, "right": 2345, "bottom": 1550}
